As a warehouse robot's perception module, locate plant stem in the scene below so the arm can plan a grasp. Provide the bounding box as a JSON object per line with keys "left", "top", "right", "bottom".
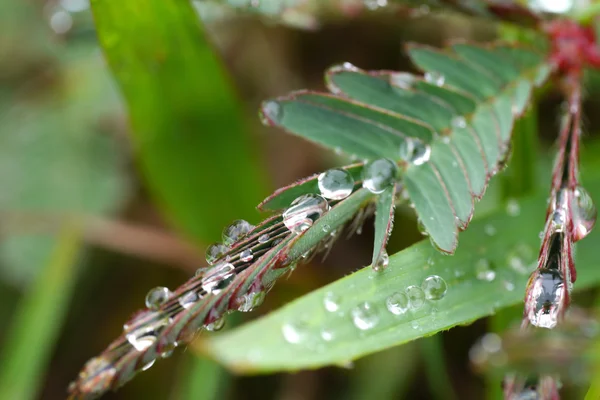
{"left": 0, "top": 221, "right": 81, "bottom": 400}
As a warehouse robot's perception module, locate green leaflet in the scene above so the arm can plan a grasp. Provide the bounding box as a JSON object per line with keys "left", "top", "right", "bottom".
{"left": 261, "top": 41, "right": 551, "bottom": 253}
{"left": 204, "top": 177, "right": 600, "bottom": 372}
{"left": 372, "top": 184, "right": 396, "bottom": 269}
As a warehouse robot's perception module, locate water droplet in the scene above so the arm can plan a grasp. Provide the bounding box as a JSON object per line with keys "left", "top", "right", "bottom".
{"left": 573, "top": 185, "right": 596, "bottom": 241}
{"left": 201, "top": 263, "right": 235, "bottom": 294}
{"left": 205, "top": 243, "right": 228, "bottom": 265}
{"left": 362, "top": 158, "right": 398, "bottom": 194}
{"left": 484, "top": 224, "right": 497, "bottom": 236}
{"left": 141, "top": 359, "right": 155, "bottom": 371}
{"left": 261, "top": 100, "right": 283, "bottom": 123}
{"left": 320, "top": 329, "right": 335, "bottom": 342}
{"left": 206, "top": 315, "right": 225, "bottom": 331}
{"left": 364, "top": 0, "right": 388, "bottom": 10}
{"left": 282, "top": 321, "right": 308, "bottom": 344}
{"left": 222, "top": 220, "right": 254, "bottom": 246}
{"left": 451, "top": 116, "right": 467, "bottom": 129}
{"left": 506, "top": 198, "right": 521, "bottom": 216}
{"left": 475, "top": 259, "right": 496, "bottom": 282}
{"left": 178, "top": 291, "right": 199, "bottom": 309}
{"left": 237, "top": 290, "right": 266, "bottom": 312}
{"left": 386, "top": 292, "right": 409, "bottom": 315}
{"left": 49, "top": 9, "right": 73, "bottom": 34}
{"left": 405, "top": 285, "right": 425, "bottom": 309}
{"left": 318, "top": 168, "right": 354, "bottom": 200}
{"left": 351, "top": 302, "right": 379, "bottom": 330}
{"left": 399, "top": 139, "right": 431, "bottom": 166}
{"left": 283, "top": 194, "right": 330, "bottom": 234}
{"left": 550, "top": 208, "right": 566, "bottom": 232}
{"left": 424, "top": 71, "right": 445, "bottom": 86}
{"left": 258, "top": 233, "right": 270, "bottom": 244}
{"left": 389, "top": 72, "right": 416, "bottom": 89}
{"left": 125, "top": 316, "right": 168, "bottom": 352}
{"left": 240, "top": 249, "right": 253, "bottom": 262}
{"left": 195, "top": 267, "right": 208, "bottom": 277}
{"left": 145, "top": 287, "right": 172, "bottom": 310}
{"left": 373, "top": 251, "right": 389, "bottom": 272}
{"left": 526, "top": 268, "right": 565, "bottom": 329}
{"left": 417, "top": 218, "right": 429, "bottom": 236}
{"left": 421, "top": 275, "right": 447, "bottom": 300}
{"left": 322, "top": 224, "right": 331, "bottom": 233}
{"left": 323, "top": 292, "right": 341, "bottom": 312}
{"left": 78, "top": 357, "right": 116, "bottom": 393}
{"left": 160, "top": 341, "right": 177, "bottom": 358}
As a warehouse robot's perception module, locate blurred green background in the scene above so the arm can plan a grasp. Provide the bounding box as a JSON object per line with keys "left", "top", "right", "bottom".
{"left": 1, "top": 1, "right": 600, "bottom": 400}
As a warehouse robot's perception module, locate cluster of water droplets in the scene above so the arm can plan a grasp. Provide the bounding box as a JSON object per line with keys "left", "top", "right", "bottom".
{"left": 281, "top": 275, "right": 448, "bottom": 345}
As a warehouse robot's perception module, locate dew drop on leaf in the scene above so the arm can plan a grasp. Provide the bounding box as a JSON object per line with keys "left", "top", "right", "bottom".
{"left": 406, "top": 285, "right": 425, "bottom": 309}
{"left": 318, "top": 168, "right": 354, "bottom": 200}
{"left": 125, "top": 316, "right": 168, "bottom": 352}
{"left": 475, "top": 259, "right": 496, "bottom": 282}
{"left": 145, "top": 286, "right": 172, "bottom": 310}
{"left": 386, "top": 292, "right": 409, "bottom": 315}
{"left": 282, "top": 321, "right": 308, "bottom": 344}
{"left": 205, "top": 243, "right": 228, "bottom": 265}
{"left": 237, "top": 290, "right": 266, "bottom": 312}
{"left": 451, "top": 116, "right": 467, "bottom": 129}
{"left": 240, "top": 249, "right": 253, "bottom": 262}
{"left": 222, "top": 220, "right": 254, "bottom": 246}
{"left": 351, "top": 302, "right": 379, "bottom": 330}
{"left": 141, "top": 359, "right": 155, "bottom": 371}
{"left": 373, "top": 251, "right": 389, "bottom": 272}
{"left": 178, "top": 291, "right": 199, "bottom": 309}
{"left": 261, "top": 100, "right": 283, "bottom": 124}
{"left": 424, "top": 71, "right": 445, "bottom": 86}
{"left": 258, "top": 233, "right": 270, "bottom": 244}
{"left": 362, "top": 158, "right": 397, "bottom": 194}
{"left": 201, "top": 262, "right": 235, "bottom": 294}
{"left": 323, "top": 292, "right": 340, "bottom": 312}
{"left": 283, "top": 194, "right": 330, "bottom": 234}
{"left": 526, "top": 268, "right": 565, "bottom": 329}
{"left": 206, "top": 315, "right": 226, "bottom": 331}
{"left": 417, "top": 218, "right": 429, "bottom": 236}
{"left": 421, "top": 275, "right": 447, "bottom": 300}
{"left": 320, "top": 329, "right": 335, "bottom": 342}
{"left": 505, "top": 198, "right": 521, "bottom": 216}
{"left": 572, "top": 185, "right": 597, "bottom": 241}
{"left": 389, "top": 72, "right": 416, "bottom": 89}
{"left": 399, "top": 139, "right": 431, "bottom": 166}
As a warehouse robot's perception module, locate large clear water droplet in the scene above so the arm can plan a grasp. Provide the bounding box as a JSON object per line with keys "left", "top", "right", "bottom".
{"left": 222, "top": 220, "right": 254, "bottom": 246}
{"left": 373, "top": 251, "right": 389, "bottom": 272}
{"left": 283, "top": 194, "right": 330, "bottom": 234}
{"left": 573, "top": 185, "right": 596, "bottom": 241}
{"left": 323, "top": 292, "right": 341, "bottom": 312}
{"left": 475, "top": 259, "right": 496, "bottom": 282}
{"left": 201, "top": 262, "right": 235, "bottom": 294}
{"left": 386, "top": 292, "right": 409, "bottom": 315}
{"left": 405, "top": 285, "right": 425, "bottom": 309}
{"left": 178, "top": 291, "right": 199, "bottom": 309}
{"left": 205, "top": 243, "right": 228, "bottom": 265}
{"left": 362, "top": 158, "right": 398, "bottom": 194}
{"left": 399, "top": 139, "right": 431, "bottom": 166}
{"left": 145, "top": 287, "right": 172, "bottom": 310}
{"left": 421, "top": 275, "right": 447, "bottom": 300}
{"left": 527, "top": 268, "right": 565, "bottom": 329}
{"left": 318, "top": 168, "right": 354, "bottom": 200}
{"left": 206, "top": 315, "right": 225, "bottom": 331}
{"left": 240, "top": 249, "right": 253, "bottom": 262}
{"left": 424, "top": 71, "right": 445, "bottom": 86}
{"left": 125, "top": 315, "right": 168, "bottom": 352}
{"left": 237, "top": 290, "right": 266, "bottom": 312}
{"left": 351, "top": 302, "right": 379, "bottom": 330}
{"left": 282, "top": 321, "right": 308, "bottom": 344}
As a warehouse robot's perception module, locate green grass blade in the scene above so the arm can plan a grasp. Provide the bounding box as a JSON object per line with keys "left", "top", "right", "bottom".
{"left": 204, "top": 174, "right": 600, "bottom": 372}
{"left": 91, "top": 0, "right": 266, "bottom": 243}
{"left": 0, "top": 222, "right": 81, "bottom": 400}
{"left": 372, "top": 184, "right": 396, "bottom": 269}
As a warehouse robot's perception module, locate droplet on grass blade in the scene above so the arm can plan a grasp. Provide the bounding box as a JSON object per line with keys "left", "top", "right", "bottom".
{"left": 572, "top": 185, "right": 596, "bottom": 241}
{"left": 222, "top": 220, "right": 254, "bottom": 246}
{"left": 201, "top": 262, "right": 235, "bottom": 294}
{"left": 362, "top": 158, "right": 397, "bottom": 194}
{"left": 318, "top": 168, "right": 354, "bottom": 200}
{"left": 405, "top": 285, "right": 425, "bottom": 309}
{"left": 399, "top": 139, "right": 431, "bottom": 166}
{"left": 206, "top": 243, "right": 229, "bottom": 264}
{"left": 145, "top": 287, "right": 172, "bottom": 310}
{"left": 386, "top": 292, "right": 409, "bottom": 315}
{"left": 283, "top": 194, "right": 330, "bottom": 234}
{"left": 424, "top": 71, "right": 445, "bottom": 86}
{"left": 351, "top": 302, "right": 379, "bottom": 330}
{"left": 422, "top": 275, "right": 447, "bottom": 300}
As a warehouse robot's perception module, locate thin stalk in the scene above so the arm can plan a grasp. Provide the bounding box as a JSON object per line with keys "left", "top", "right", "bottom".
{"left": 0, "top": 221, "right": 81, "bottom": 400}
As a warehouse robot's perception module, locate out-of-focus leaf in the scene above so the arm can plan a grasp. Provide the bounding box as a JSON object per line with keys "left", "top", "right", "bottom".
{"left": 262, "top": 41, "right": 551, "bottom": 253}
{"left": 204, "top": 169, "right": 600, "bottom": 372}
{"left": 91, "top": 0, "right": 267, "bottom": 243}
{"left": 0, "top": 222, "right": 81, "bottom": 400}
